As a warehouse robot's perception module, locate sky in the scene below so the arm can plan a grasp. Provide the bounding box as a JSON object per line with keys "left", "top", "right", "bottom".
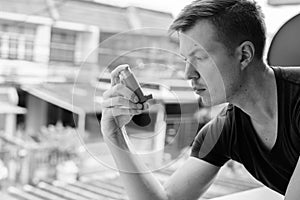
{"left": 94, "top": 0, "right": 300, "bottom": 17}
{"left": 94, "top": 0, "right": 193, "bottom": 16}
{"left": 93, "top": 0, "right": 300, "bottom": 59}
{"left": 94, "top": 0, "right": 300, "bottom": 35}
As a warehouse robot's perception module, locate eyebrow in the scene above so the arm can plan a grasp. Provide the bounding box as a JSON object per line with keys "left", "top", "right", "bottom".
{"left": 180, "top": 46, "right": 207, "bottom": 58}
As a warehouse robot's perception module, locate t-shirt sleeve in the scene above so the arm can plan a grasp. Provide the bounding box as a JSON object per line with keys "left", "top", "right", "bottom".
{"left": 190, "top": 107, "right": 231, "bottom": 167}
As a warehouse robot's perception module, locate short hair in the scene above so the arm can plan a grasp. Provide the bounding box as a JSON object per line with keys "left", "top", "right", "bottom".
{"left": 169, "top": 0, "right": 266, "bottom": 59}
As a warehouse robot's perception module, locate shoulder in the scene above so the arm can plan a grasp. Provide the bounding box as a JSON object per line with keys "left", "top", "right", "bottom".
{"left": 273, "top": 66, "right": 300, "bottom": 131}
{"left": 273, "top": 66, "right": 300, "bottom": 112}
{"left": 190, "top": 104, "right": 234, "bottom": 166}
{"left": 192, "top": 104, "right": 234, "bottom": 154}
{"left": 196, "top": 104, "right": 232, "bottom": 138}
{"left": 273, "top": 66, "right": 300, "bottom": 84}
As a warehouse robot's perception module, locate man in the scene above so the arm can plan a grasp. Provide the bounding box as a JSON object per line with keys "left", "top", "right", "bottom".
{"left": 100, "top": 0, "right": 300, "bottom": 199}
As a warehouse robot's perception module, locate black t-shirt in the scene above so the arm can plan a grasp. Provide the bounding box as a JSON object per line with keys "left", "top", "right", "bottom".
{"left": 190, "top": 66, "right": 300, "bottom": 195}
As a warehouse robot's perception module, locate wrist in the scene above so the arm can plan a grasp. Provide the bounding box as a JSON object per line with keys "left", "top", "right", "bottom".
{"left": 103, "top": 127, "right": 130, "bottom": 151}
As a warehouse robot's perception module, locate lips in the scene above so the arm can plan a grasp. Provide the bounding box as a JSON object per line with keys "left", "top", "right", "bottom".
{"left": 192, "top": 87, "right": 206, "bottom": 91}
{"left": 193, "top": 88, "right": 206, "bottom": 95}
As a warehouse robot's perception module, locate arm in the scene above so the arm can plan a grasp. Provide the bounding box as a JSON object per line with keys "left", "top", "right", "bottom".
{"left": 101, "top": 65, "right": 220, "bottom": 200}
{"left": 164, "top": 157, "right": 220, "bottom": 200}
{"left": 285, "top": 157, "right": 300, "bottom": 200}
{"left": 104, "top": 127, "right": 220, "bottom": 200}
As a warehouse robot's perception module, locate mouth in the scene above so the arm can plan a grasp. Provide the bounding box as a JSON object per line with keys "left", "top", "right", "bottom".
{"left": 193, "top": 88, "right": 206, "bottom": 95}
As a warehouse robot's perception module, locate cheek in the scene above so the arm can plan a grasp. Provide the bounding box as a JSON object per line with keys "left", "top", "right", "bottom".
{"left": 194, "top": 59, "right": 216, "bottom": 81}
{"left": 193, "top": 59, "right": 226, "bottom": 103}
{"left": 211, "top": 56, "right": 238, "bottom": 83}
{"left": 220, "top": 68, "right": 242, "bottom": 100}
{"left": 200, "top": 59, "right": 225, "bottom": 88}
{"left": 207, "top": 58, "right": 233, "bottom": 100}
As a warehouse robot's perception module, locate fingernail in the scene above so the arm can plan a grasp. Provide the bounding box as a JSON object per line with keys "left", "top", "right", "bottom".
{"left": 134, "top": 96, "right": 139, "bottom": 103}
{"left": 143, "top": 103, "right": 149, "bottom": 110}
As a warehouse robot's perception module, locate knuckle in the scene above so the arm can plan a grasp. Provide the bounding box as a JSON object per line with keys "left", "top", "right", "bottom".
{"left": 114, "top": 84, "right": 124, "bottom": 91}
{"left": 120, "top": 97, "right": 127, "bottom": 105}
{"left": 103, "top": 87, "right": 115, "bottom": 98}
{"left": 127, "top": 101, "right": 133, "bottom": 108}
{"left": 116, "top": 97, "right": 123, "bottom": 104}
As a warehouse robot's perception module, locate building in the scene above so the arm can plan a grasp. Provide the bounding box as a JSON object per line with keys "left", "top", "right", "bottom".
{"left": 0, "top": 0, "right": 181, "bottom": 84}
{"left": 0, "top": 0, "right": 200, "bottom": 186}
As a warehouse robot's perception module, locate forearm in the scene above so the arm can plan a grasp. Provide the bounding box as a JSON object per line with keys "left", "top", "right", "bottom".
{"left": 285, "top": 157, "right": 300, "bottom": 200}
{"left": 103, "top": 127, "right": 169, "bottom": 200}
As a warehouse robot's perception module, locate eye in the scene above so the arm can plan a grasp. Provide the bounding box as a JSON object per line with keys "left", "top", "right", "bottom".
{"left": 195, "top": 55, "right": 208, "bottom": 61}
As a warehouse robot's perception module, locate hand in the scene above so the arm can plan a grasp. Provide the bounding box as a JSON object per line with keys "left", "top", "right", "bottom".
{"left": 100, "top": 64, "right": 148, "bottom": 138}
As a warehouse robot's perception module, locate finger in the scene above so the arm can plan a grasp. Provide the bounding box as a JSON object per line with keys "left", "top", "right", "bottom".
{"left": 103, "top": 84, "right": 139, "bottom": 103}
{"left": 142, "top": 102, "right": 149, "bottom": 110}
{"left": 147, "top": 98, "right": 157, "bottom": 105}
{"left": 111, "top": 107, "right": 142, "bottom": 116}
{"left": 102, "top": 97, "right": 143, "bottom": 109}
{"left": 111, "top": 64, "right": 129, "bottom": 86}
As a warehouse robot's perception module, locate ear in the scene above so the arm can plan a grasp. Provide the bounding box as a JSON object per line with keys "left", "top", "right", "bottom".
{"left": 237, "top": 41, "right": 255, "bottom": 70}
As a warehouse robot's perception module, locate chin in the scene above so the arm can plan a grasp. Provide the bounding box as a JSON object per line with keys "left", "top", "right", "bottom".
{"left": 199, "top": 96, "right": 212, "bottom": 107}
{"left": 200, "top": 95, "right": 227, "bottom": 107}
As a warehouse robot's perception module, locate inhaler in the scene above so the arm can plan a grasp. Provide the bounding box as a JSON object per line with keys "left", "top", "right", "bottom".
{"left": 119, "top": 66, "right": 153, "bottom": 127}
{"left": 119, "top": 66, "right": 153, "bottom": 104}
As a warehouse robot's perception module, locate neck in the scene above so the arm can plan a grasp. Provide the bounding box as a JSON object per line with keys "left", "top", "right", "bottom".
{"left": 229, "top": 61, "right": 277, "bottom": 125}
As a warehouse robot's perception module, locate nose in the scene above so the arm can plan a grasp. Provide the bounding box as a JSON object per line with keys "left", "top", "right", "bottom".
{"left": 184, "top": 61, "right": 200, "bottom": 80}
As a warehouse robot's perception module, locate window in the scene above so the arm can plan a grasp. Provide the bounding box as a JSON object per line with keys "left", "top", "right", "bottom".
{"left": 0, "top": 23, "right": 36, "bottom": 61}
{"left": 24, "top": 40, "right": 34, "bottom": 61}
{"left": 8, "top": 36, "right": 18, "bottom": 59}
{"left": 0, "top": 23, "right": 35, "bottom": 61}
{"left": 50, "top": 29, "right": 76, "bottom": 63}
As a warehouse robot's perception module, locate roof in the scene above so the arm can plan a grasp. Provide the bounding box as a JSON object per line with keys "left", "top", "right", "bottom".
{"left": 0, "top": 0, "right": 173, "bottom": 32}
{"left": 135, "top": 7, "right": 173, "bottom": 29}
{"left": 55, "top": 0, "right": 173, "bottom": 31}
{"left": 54, "top": 0, "right": 130, "bottom": 31}
{"left": 22, "top": 83, "right": 103, "bottom": 114}
{"left": 0, "top": 0, "right": 51, "bottom": 17}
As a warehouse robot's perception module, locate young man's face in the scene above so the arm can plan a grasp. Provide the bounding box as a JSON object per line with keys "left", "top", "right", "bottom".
{"left": 179, "top": 20, "right": 241, "bottom": 106}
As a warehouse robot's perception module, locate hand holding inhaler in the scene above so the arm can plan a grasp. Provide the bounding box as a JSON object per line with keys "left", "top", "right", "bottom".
{"left": 101, "top": 64, "right": 153, "bottom": 136}
{"left": 119, "top": 66, "right": 153, "bottom": 107}
{"left": 120, "top": 66, "right": 153, "bottom": 127}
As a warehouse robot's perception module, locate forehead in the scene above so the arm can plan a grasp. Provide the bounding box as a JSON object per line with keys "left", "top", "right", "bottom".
{"left": 179, "top": 20, "right": 221, "bottom": 56}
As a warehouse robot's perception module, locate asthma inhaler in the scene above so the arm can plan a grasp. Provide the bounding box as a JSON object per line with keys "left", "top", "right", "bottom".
{"left": 119, "top": 66, "right": 153, "bottom": 127}
{"left": 119, "top": 66, "right": 153, "bottom": 104}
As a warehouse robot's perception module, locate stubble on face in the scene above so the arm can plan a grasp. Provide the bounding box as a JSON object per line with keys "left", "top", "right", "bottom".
{"left": 179, "top": 20, "right": 241, "bottom": 107}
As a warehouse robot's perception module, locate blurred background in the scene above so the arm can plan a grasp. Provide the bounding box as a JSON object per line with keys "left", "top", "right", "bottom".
{"left": 0, "top": 0, "right": 299, "bottom": 199}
